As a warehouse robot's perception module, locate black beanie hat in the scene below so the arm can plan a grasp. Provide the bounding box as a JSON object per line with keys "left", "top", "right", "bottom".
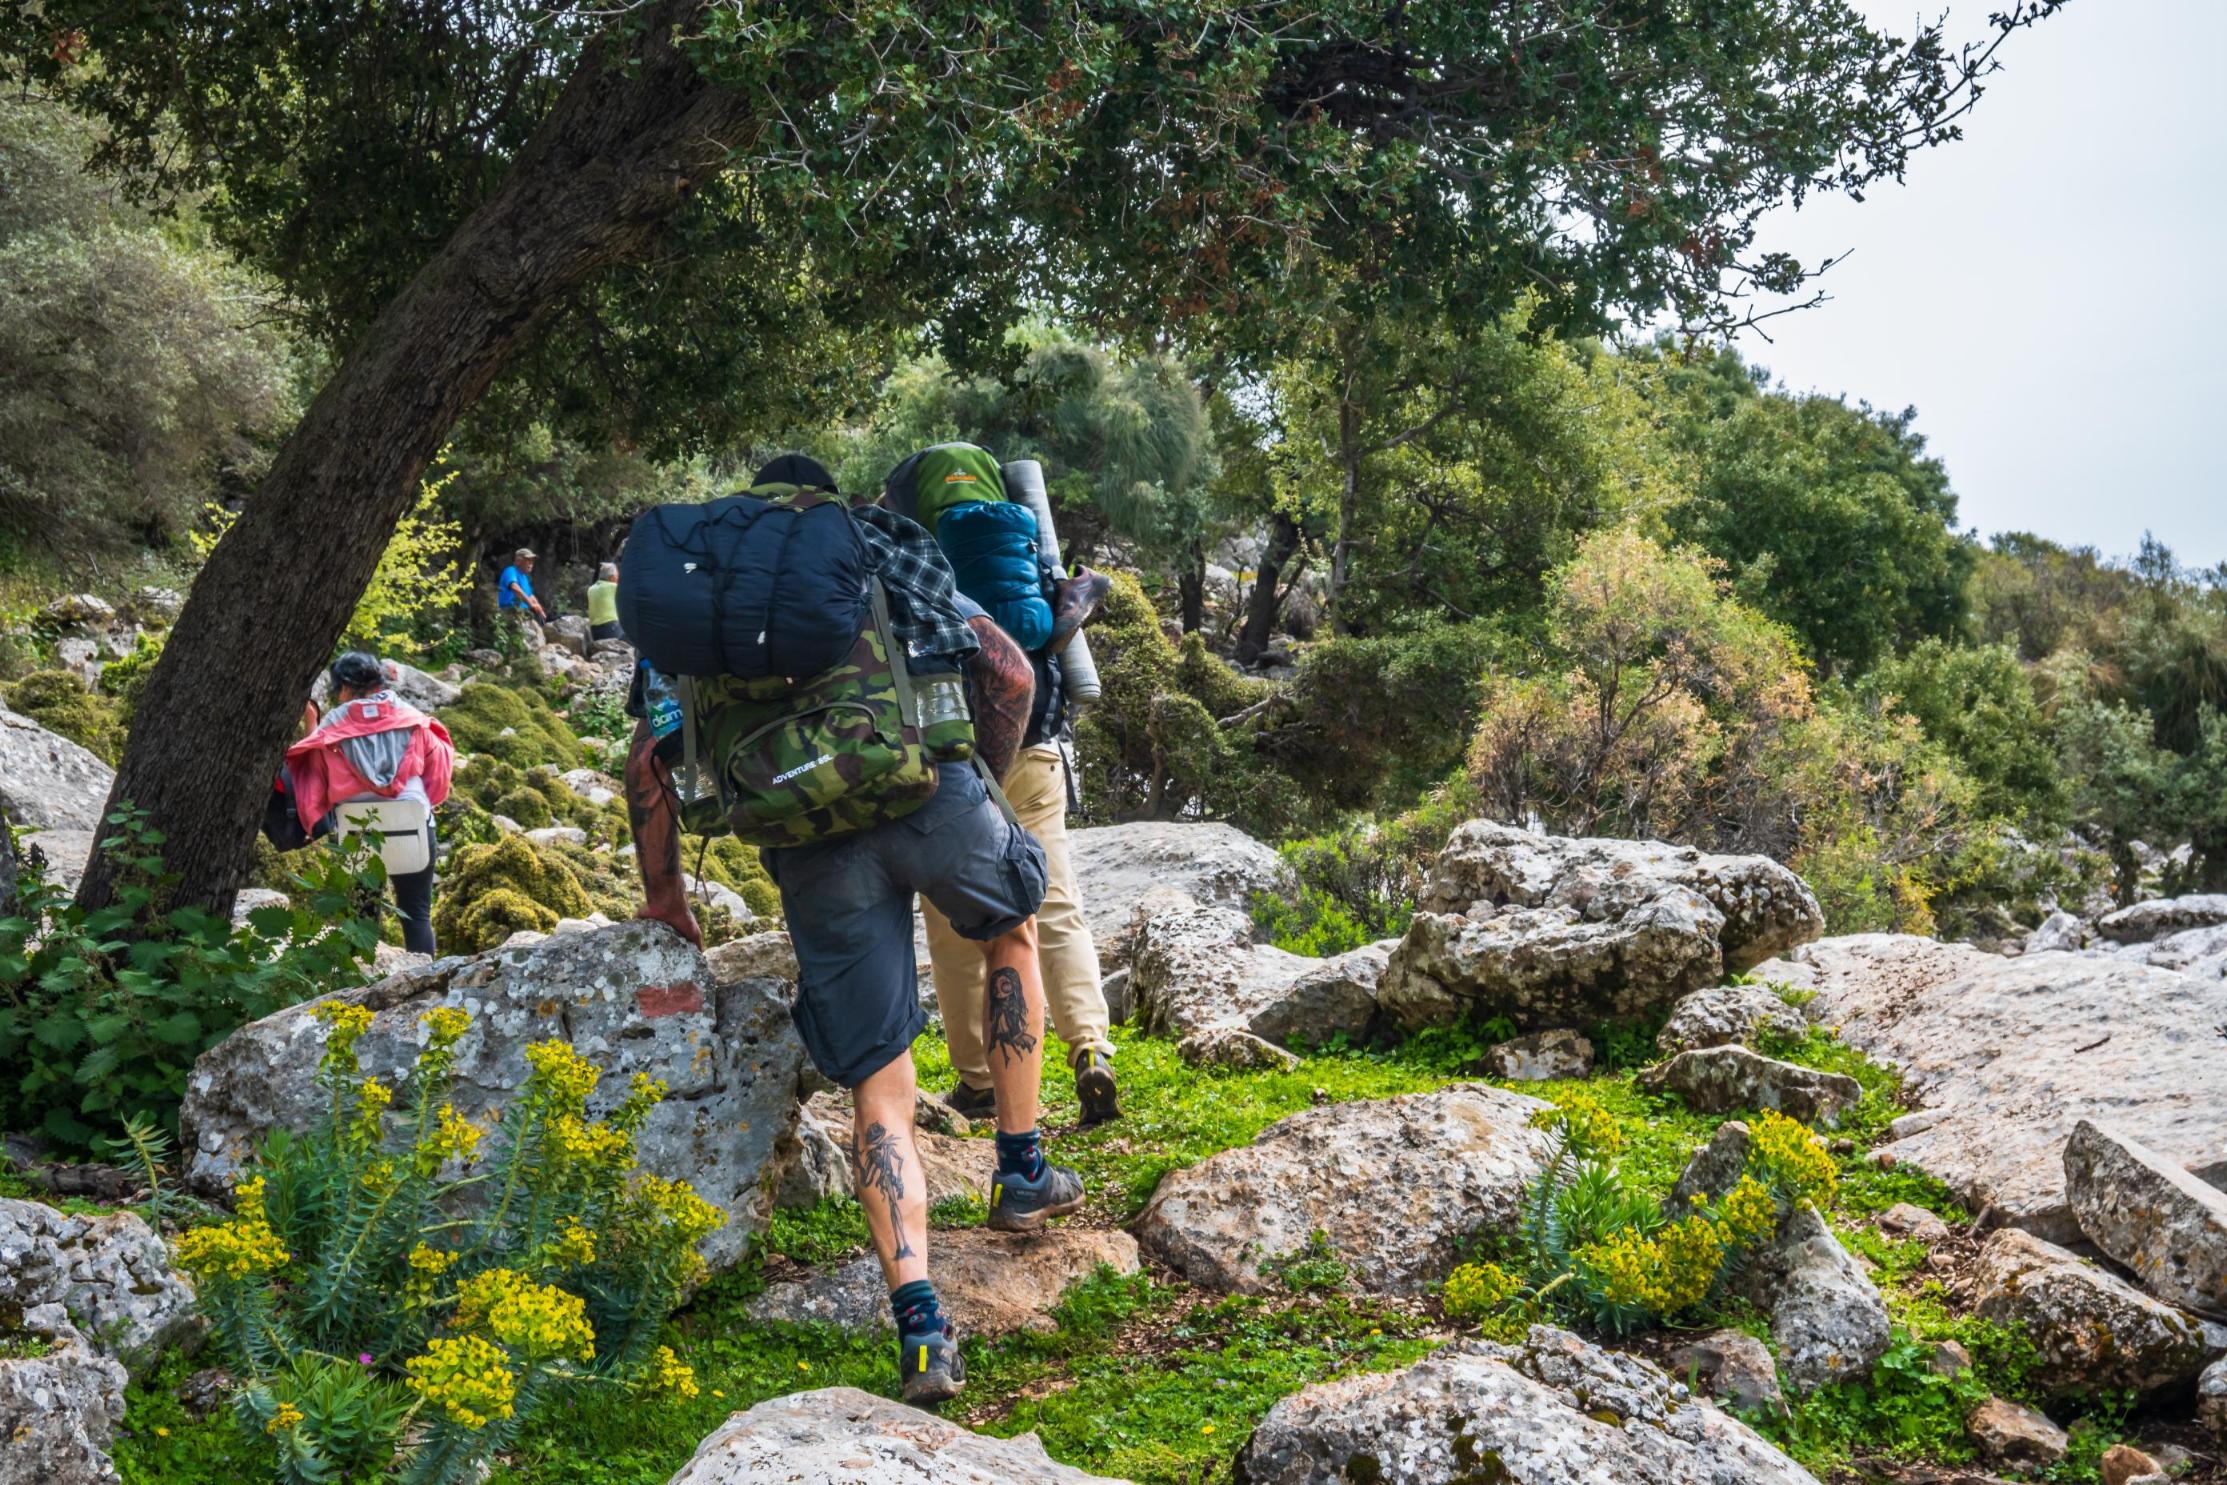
{"left": 752, "top": 452, "right": 837, "bottom": 490}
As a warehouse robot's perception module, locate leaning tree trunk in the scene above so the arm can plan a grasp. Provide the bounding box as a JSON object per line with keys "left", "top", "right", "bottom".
{"left": 1234, "top": 510, "right": 1301, "bottom": 663}
{"left": 76, "top": 4, "right": 755, "bottom": 916}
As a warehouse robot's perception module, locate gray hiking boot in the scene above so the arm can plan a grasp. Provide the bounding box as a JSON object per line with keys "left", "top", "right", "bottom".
{"left": 988, "top": 1160, "right": 1085, "bottom": 1233}
{"left": 898, "top": 1320, "right": 966, "bottom": 1406}
{"left": 1075, "top": 1051, "right": 1120, "bottom": 1126}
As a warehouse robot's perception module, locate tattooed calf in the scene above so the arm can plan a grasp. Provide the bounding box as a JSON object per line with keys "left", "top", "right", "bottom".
{"left": 856, "top": 1120, "right": 915, "bottom": 1261}
{"left": 985, "top": 964, "right": 1038, "bottom": 1066}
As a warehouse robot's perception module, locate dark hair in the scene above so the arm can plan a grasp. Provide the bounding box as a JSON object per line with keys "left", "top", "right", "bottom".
{"left": 752, "top": 452, "right": 837, "bottom": 490}
{"left": 330, "top": 651, "right": 387, "bottom": 695}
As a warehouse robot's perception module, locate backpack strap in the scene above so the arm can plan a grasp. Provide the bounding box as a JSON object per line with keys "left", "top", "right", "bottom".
{"left": 973, "top": 754, "right": 1021, "bottom": 828}
{"left": 678, "top": 675, "right": 706, "bottom": 811}
{"left": 869, "top": 578, "right": 920, "bottom": 728}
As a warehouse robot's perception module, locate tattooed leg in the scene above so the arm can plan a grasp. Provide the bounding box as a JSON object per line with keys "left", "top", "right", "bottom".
{"left": 851, "top": 1053, "right": 929, "bottom": 1287}
{"left": 981, "top": 918, "right": 1048, "bottom": 1137}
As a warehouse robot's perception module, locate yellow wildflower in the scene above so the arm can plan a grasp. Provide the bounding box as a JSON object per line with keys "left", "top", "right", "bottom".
{"left": 1748, "top": 1110, "right": 1838, "bottom": 1207}
{"left": 1441, "top": 1261, "right": 1524, "bottom": 1320}
{"left": 545, "top": 1219, "right": 597, "bottom": 1269}
{"left": 354, "top": 1076, "right": 394, "bottom": 1143}
{"left": 265, "top": 1402, "right": 305, "bottom": 1435}
{"left": 651, "top": 1345, "right": 699, "bottom": 1401}
{"left": 420, "top": 1006, "right": 471, "bottom": 1049}
{"left": 634, "top": 1175, "right": 725, "bottom": 1245}
{"left": 523, "top": 1039, "right": 599, "bottom": 1105}
{"left": 1531, "top": 1090, "right": 1623, "bottom": 1158}
{"left": 545, "top": 1113, "right": 632, "bottom": 1173}
{"left": 312, "top": 1001, "right": 375, "bottom": 1075}
{"left": 431, "top": 1103, "right": 484, "bottom": 1163}
{"left": 405, "top": 1335, "right": 517, "bottom": 1430}
{"left": 233, "top": 1175, "right": 270, "bottom": 1225}
{"left": 360, "top": 1158, "right": 400, "bottom": 1197}
{"left": 612, "top": 1071, "right": 668, "bottom": 1132}
{"left": 1719, "top": 1174, "right": 1782, "bottom": 1246}
{"left": 172, "top": 1216, "right": 290, "bottom": 1283}
{"left": 453, "top": 1269, "right": 595, "bottom": 1363}
{"left": 408, "top": 1242, "right": 457, "bottom": 1275}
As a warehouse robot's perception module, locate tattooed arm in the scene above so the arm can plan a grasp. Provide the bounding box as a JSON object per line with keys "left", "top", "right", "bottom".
{"left": 965, "top": 614, "right": 1034, "bottom": 780}
{"left": 625, "top": 720, "right": 701, "bottom": 948}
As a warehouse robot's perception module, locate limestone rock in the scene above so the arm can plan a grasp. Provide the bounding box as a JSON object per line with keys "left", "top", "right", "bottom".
{"left": 2111, "top": 921, "right": 2227, "bottom": 980}
{"left": 1176, "top": 1025, "right": 1301, "bottom": 1071}
{"left": 668, "top": 1387, "right": 1129, "bottom": 1483}
{"left": 1667, "top": 1121, "right": 1753, "bottom": 1218}
{"left": 0, "top": 704, "right": 114, "bottom": 832}
{"left": 704, "top": 930, "right": 797, "bottom": 984}
{"left": 2198, "top": 1356, "right": 2227, "bottom": 1447}
{"left": 1129, "top": 899, "right": 1386, "bottom": 1049}
{"left": 385, "top": 660, "right": 460, "bottom": 712}
{"left": 1378, "top": 822, "right": 1822, "bottom": 1034}
{"left": 179, "top": 921, "right": 806, "bottom": 1275}
{"left": 2024, "top": 910, "right": 2090, "bottom": 954}
{"left": 1236, "top": 1325, "right": 1822, "bottom": 1485}
{"left": 1876, "top": 1202, "right": 1953, "bottom": 1245}
{"left": 0, "top": 1304, "right": 127, "bottom": 1485}
{"left": 525, "top": 825, "right": 587, "bottom": 847}
{"left": 2100, "top": 1445, "right": 2164, "bottom": 1485}
{"left": 1480, "top": 1027, "right": 1595, "bottom": 1081}
{"left": 1748, "top": 934, "right": 2227, "bottom": 1240}
{"left": 2095, "top": 894, "right": 2227, "bottom": 944}
{"left": 770, "top": 1091, "right": 989, "bottom": 1212}
{"left": 0, "top": 1198, "right": 199, "bottom": 1378}
{"left": 1639, "top": 1046, "right": 1862, "bottom": 1127}
{"left": 1137, "top": 1085, "right": 1552, "bottom": 1296}
{"left": 1067, "top": 821, "right": 1294, "bottom": 971}
{"left": 1657, "top": 984, "right": 1809, "bottom": 1055}
{"left": 1253, "top": 942, "right": 1392, "bottom": 1048}
{"left": 1670, "top": 1328, "right": 1786, "bottom": 1417}
{"left": 2064, "top": 1119, "right": 2227, "bottom": 1315}
{"left": 1966, "top": 1396, "right": 2068, "bottom": 1471}
{"left": 746, "top": 1228, "right": 1139, "bottom": 1337}
{"left": 1727, "top": 1206, "right": 1891, "bottom": 1393}
{"left": 679, "top": 872, "right": 755, "bottom": 926}
{"left": 1968, "top": 1228, "right": 2206, "bottom": 1394}
{"left": 557, "top": 768, "right": 622, "bottom": 807}
{"left": 40, "top": 593, "right": 118, "bottom": 631}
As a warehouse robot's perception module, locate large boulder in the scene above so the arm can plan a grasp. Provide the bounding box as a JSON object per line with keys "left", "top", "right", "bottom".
{"left": 2064, "top": 1119, "right": 2227, "bottom": 1316}
{"left": 1137, "top": 1085, "right": 1552, "bottom": 1296}
{"left": 386, "top": 659, "right": 461, "bottom": 712}
{"left": 0, "top": 704, "right": 114, "bottom": 833}
{"left": 2108, "top": 920, "right": 2227, "bottom": 981}
{"left": 668, "top": 1387, "right": 1129, "bottom": 1483}
{"left": 747, "top": 1228, "right": 1139, "bottom": 1338}
{"left": 1638, "top": 1046, "right": 1862, "bottom": 1127}
{"left": 179, "top": 921, "right": 807, "bottom": 1275}
{"left": 1379, "top": 821, "right": 1821, "bottom": 1032}
{"left": 1750, "top": 934, "right": 2227, "bottom": 1241}
{"left": 0, "top": 1304, "right": 128, "bottom": 1485}
{"left": 1065, "top": 821, "right": 1294, "bottom": 971}
{"left": 1656, "top": 983, "right": 1810, "bottom": 1055}
{"left": 769, "top": 1090, "right": 988, "bottom": 1211}
{"left": 1129, "top": 899, "right": 1386, "bottom": 1048}
{"left": 0, "top": 1199, "right": 198, "bottom": 1379}
{"left": 1967, "top": 1228, "right": 2206, "bottom": 1395}
{"left": 1235, "top": 1325, "right": 1822, "bottom": 1485}
{"left": 2095, "top": 894, "right": 2227, "bottom": 944}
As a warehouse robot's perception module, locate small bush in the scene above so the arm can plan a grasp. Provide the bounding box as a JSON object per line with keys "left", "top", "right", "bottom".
{"left": 442, "top": 683, "right": 582, "bottom": 771}
{"left": 173, "top": 1008, "right": 716, "bottom": 1485}
{"left": 0, "top": 806, "right": 380, "bottom": 1154}
{"left": 5, "top": 667, "right": 124, "bottom": 761}
{"left": 432, "top": 837, "right": 592, "bottom": 953}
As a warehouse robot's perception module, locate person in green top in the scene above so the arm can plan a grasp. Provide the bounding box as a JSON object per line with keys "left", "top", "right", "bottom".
{"left": 586, "top": 561, "right": 621, "bottom": 642}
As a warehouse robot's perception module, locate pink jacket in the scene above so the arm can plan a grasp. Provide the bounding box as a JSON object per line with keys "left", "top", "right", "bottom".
{"left": 284, "top": 691, "right": 454, "bottom": 829}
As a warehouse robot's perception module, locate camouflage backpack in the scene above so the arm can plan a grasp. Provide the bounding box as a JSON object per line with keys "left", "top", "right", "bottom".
{"left": 670, "top": 577, "right": 984, "bottom": 848}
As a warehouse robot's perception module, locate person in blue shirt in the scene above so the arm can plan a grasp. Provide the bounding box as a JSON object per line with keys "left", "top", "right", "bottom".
{"left": 495, "top": 547, "right": 547, "bottom": 636}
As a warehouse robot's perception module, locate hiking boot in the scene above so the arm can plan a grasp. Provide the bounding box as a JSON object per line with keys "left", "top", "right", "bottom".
{"left": 988, "top": 1160, "right": 1085, "bottom": 1233}
{"left": 1074, "top": 1051, "right": 1120, "bottom": 1126}
{"left": 942, "top": 1081, "right": 997, "bottom": 1121}
{"left": 898, "top": 1320, "right": 966, "bottom": 1407}
{"left": 1048, "top": 567, "right": 1115, "bottom": 649}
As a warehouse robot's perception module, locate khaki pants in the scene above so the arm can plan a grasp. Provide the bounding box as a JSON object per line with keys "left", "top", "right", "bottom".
{"left": 925, "top": 744, "right": 1111, "bottom": 1088}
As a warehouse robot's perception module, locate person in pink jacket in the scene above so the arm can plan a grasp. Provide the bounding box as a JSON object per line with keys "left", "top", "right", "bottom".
{"left": 279, "top": 652, "right": 455, "bottom": 953}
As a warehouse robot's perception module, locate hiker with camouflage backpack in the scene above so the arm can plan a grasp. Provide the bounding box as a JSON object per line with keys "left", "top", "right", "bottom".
{"left": 620, "top": 453, "right": 1081, "bottom": 1406}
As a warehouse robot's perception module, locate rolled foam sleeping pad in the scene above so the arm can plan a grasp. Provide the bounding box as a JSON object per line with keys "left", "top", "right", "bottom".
{"left": 1001, "top": 460, "right": 1101, "bottom": 706}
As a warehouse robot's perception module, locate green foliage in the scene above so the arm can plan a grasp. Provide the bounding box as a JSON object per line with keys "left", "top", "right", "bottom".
{"left": 0, "top": 806, "right": 379, "bottom": 1155}
{"left": 1756, "top": 1329, "right": 1991, "bottom": 1471}
{"left": 175, "top": 1009, "right": 717, "bottom": 1485}
{"left": 442, "top": 683, "right": 583, "bottom": 771}
{"left": 0, "top": 96, "right": 295, "bottom": 553}
{"left": 3, "top": 667, "right": 124, "bottom": 761}
{"left": 1260, "top": 1229, "right": 1349, "bottom": 1294}
{"left": 690, "top": 837, "right": 781, "bottom": 922}
{"left": 431, "top": 837, "right": 593, "bottom": 953}
{"left": 1861, "top": 639, "right": 2065, "bottom": 827}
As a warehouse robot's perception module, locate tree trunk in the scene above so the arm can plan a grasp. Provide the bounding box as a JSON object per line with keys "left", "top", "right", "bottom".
{"left": 76, "top": 4, "right": 756, "bottom": 916}
{"left": 1234, "top": 510, "right": 1301, "bottom": 663}
{"left": 1177, "top": 538, "right": 1206, "bottom": 634}
{"left": 1327, "top": 391, "right": 1361, "bottom": 633}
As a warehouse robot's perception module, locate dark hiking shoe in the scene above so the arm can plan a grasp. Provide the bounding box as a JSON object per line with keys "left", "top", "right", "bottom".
{"left": 899, "top": 1321, "right": 966, "bottom": 1406}
{"left": 988, "top": 1160, "right": 1085, "bottom": 1233}
{"left": 943, "top": 1081, "right": 997, "bottom": 1121}
{"left": 1048, "top": 567, "right": 1115, "bottom": 650}
{"left": 1075, "top": 1051, "right": 1120, "bottom": 1126}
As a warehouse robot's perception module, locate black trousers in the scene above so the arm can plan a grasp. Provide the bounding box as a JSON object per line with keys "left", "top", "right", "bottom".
{"left": 261, "top": 785, "right": 438, "bottom": 954}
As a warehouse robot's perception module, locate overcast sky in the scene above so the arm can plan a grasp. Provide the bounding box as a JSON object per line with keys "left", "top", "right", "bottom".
{"left": 1723, "top": 0, "right": 2227, "bottom": 570}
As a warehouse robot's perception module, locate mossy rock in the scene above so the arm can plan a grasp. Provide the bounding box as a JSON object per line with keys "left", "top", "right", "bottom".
{"left": 432, "top": 835, "right": 593, "bottom": 953}
{"left": 441, "top": 682, "right": 582, "bottom": 771}
{"left": 492, "top": 785, "right": 557, "bottom": 830}
{"left": 695, "top": 836, "right": 783, "bottom": 921}
{"left": 4, "top": 669, "right": 125, "bottom": 763}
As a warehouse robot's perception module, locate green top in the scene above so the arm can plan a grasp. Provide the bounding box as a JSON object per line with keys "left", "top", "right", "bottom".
{"left": 586, "top": 579, "right": 619, "bottom": 627}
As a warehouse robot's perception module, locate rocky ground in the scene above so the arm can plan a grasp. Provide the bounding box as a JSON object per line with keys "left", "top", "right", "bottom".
{"left": 5, "top": 650, "right": 2227, "bottom": 1483}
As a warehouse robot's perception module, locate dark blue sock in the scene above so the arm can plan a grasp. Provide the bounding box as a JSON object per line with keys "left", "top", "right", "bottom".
{"left": 995, "top": 1127, "right": 1046, "bottom": 1181}
{"left": 890, "top": 1279, "right": 944, "bottom": 1337}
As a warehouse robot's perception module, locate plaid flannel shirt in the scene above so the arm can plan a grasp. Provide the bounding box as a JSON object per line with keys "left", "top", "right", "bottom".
{"left": 851, "top": 504, "right": 979, "bottom": 667}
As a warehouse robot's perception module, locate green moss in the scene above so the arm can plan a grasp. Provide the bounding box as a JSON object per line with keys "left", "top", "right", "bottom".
{"left": 4, "top": 668, "right": 124, "bottom": 761}
{"left": 431, "top": 835, "right": 593, "bottom": 952}
{"left": 493, "top": 785, "right": 557, "bottom": 830}
{"left": 695, "top": 836, "right": 781, "bottom": 921}
{"left": 442, "top": 681, "right": 582, "bottom": 770}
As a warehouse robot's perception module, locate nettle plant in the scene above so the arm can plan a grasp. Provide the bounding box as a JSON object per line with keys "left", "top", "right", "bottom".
{"left": 0, "top": 805, "right": 382, "bottom": 1155}
{"left": 174, "top": 1004, "right": 715, "bottom": 1485}
{"left": 1445, "top": 1096, "right": 1837, "bottom": 1336}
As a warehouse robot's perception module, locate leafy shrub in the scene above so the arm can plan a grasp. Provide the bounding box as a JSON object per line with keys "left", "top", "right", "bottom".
{"left": 0, "top": 807, "right": 379, "bottom": 1154}
{"left": 173, "top": 1006, "right": 715, "bottom": 1485}
{"left": 1258, "top": 782, "right": 1482, "bottom": 952}
{"left": 96, "top": 628, "right": 165, "bottom": 727}
{"left": 441, "top": 682, "right": 582, "bottom": 771}
{"left": 3, "top": 667, "right": 124, "bottom": 761}
{"left": 431, "top": 837, "right": 593, "bottom": 953}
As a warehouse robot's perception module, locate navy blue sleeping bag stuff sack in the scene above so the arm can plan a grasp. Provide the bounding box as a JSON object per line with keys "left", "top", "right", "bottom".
{"left": 617, "top": 487, "right": 869, "bottom": 681}
{"left": 936, "top": 500, "right": 1057, "bottom": 652}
